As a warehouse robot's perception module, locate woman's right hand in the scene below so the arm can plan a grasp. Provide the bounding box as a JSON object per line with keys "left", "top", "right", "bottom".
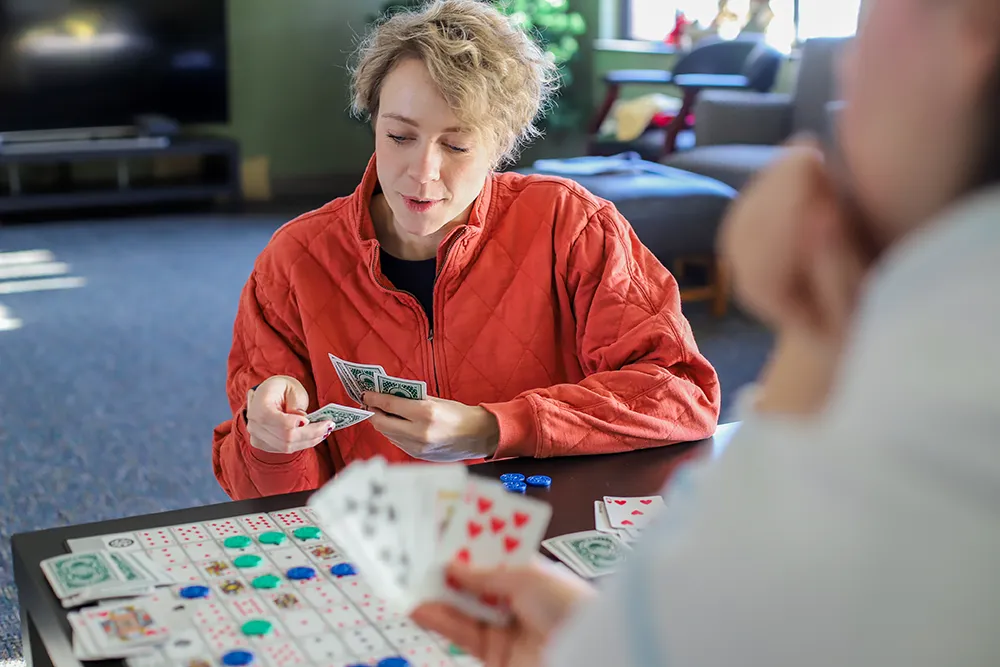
{"left": 245, "top": 375, "right": 333, "bottom": 454}
{"left": 411, "top": 558, "right": 596, "bottom": 667}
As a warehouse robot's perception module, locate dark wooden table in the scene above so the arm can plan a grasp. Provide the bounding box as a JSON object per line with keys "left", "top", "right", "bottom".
{"left": 12, "top": 423, "right": 739, "bottom": 667}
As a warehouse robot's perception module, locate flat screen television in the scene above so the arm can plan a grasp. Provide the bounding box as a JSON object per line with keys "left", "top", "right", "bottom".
{"left": 0, "top": 0, "right": 228, "bottom": 135}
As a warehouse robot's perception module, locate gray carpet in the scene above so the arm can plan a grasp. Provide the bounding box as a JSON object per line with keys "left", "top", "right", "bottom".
{"left": 0, "top": 210, "right": 771, "bottom": 659}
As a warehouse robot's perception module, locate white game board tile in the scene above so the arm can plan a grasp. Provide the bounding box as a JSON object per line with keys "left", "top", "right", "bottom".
{"left": 183, "top": 541, "right": 226, "bottom": 562}
{"left": 169, "top": 523, "right": 212, "bottom": 545}
{"left": 237, "top": 513, "right": 279, "bottom": 534}
{"left": 268, "top": 509, "right": 311, "bottom": 530}
{"left": 136, "top": 528, "right": 177, "bottom": 549}
{"left": 145, "top": 546, "right": 191, "bottom": 567}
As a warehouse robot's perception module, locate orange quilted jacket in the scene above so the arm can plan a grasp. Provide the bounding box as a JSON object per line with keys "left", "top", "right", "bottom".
{"left": 213, "top": 155, "right": 720, "bottom": 500}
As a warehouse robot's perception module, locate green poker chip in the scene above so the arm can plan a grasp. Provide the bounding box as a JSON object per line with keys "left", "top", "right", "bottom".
{"left": 293, "top": 526, "right": 322, "bottom": 541}
{"left": 447, "top": 643, "right": 467, "bottom": 656}
{"left": 240, "top": 619, "right": 273, "bottom": 636}
{"left": 258, "top": 531, "right": 287, "bottom": 546}
{"left": 223, "top": 535, "right": 252, "bottom": 549}
{"left": 250, "top": 574, "right": 281, "bottom": 590}
{"left": 233, "top": 555, "right": 263, "bottom": 569}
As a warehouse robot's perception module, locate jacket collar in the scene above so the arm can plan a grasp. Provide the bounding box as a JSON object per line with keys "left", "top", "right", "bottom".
{"left": 351, "top": 153, "right": 495, "bottom": 247}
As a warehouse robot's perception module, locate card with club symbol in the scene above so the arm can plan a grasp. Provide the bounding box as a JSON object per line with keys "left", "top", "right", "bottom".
{"left": 308, "top": 457, "right": 552, "bottom": 624}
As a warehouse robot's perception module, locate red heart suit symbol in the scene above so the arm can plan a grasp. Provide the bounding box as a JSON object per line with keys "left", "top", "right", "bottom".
{"left": 467, "top": 521, "right": 483, "bottom": 539}
{"left": 631, "top": 510, "right": 644, "bottom": 516}
{"left": 640, "top": 499, "right": 653, "bottom": 505}
{"left": 477, "top": 497, "right": 493, "bottom": 514}
{"left": 490, "top": 517, "right": 506, "bottom": 534}
{"left": 513, "top": 511, "right": 530, "bottom": 528}
{"left": 614, "top": 500, "right": 627, "bottom": 505}
{"left": 621, "top": 520, "right": 634, "bottom": 526}
{"left": 504, "top": 536, "right": 520, "bottom": 553}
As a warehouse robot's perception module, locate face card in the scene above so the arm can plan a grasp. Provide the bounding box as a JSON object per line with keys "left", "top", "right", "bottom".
{"left": 602, "top": 496, "right": 665, "bottom": 530}
{"left": 237, "top": 513, "right": 279, "bottom": 534}
{"left": 203, "top": 519, "right": 245, "bottom": 540}
{"left": 79, "top": 602, "right": 170, "bottom": 650}
{"left": 212, "top": 578, "right": 252, "bottom": 599}
{"left": 264, "top": 590, "right": 306, "bottom": 613}
{"left": 303, "top": 542, "right": 344, "bottom": 564}
{"left": 170, "top": 524, "right": 211, "bottom": 545}
{"left": 195, "top": 559, "right": 235, "bottom": 580}
{"left": 136, "top": 529, "right": 176, "bottom": 549}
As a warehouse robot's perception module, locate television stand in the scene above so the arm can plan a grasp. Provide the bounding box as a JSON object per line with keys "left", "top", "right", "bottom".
{"left": 0, "top": 135, "right": 241, "bottom": 215}
{"left": 0, "top": 136, "right": 170, "bottom": 156}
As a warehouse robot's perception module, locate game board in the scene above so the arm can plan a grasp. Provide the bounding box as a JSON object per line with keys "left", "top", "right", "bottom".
{"left": 66, "top": 506, "right": 481, "bottom": 667}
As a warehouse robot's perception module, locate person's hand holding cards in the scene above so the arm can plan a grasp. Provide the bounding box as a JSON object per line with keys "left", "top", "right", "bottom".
{"left": 245, "top": 375, "right": 365, "bottom": 455}
{"left": 363, "top": 392, "right": 501, "bottom": 462}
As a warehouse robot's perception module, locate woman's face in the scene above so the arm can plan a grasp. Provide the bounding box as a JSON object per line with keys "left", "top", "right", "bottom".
{"left": 837, "top": 0, "right": 999, "bottom": 244}
{"left": 373, "top": 57, "right": 494, "bottom": 240}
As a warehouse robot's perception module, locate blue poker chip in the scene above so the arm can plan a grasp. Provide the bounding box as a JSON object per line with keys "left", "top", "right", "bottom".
{"left": 526, "top": 475, "right": 552, "bottom": 488}
{"left": 499, "top": 473, "right": 525, "bottom": 483}
{"left": 178, "top": 585, "right": 211, "bottom": 599}
{"left": 287, "top": 566, "right": 316, "bottom": 581}
{"left": 504, "top": 481, "right": 527, "bottom": 493}
{"left": 222, "top": 649, "right": 255, "bottom": 666}
{"left": 376, "top": 658, "right": 412, "bottom": 667}
{"left": 330, "top": 562, "right": 357, "bottom": 577}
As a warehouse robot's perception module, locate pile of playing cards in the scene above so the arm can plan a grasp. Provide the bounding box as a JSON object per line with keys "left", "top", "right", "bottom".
{"left": 541, "top": 531, "right": 630, "bottom": 579}
{"left": 594, "top": 495, "right": 666, "bottom": 544}
{"left": 308, "top": 457, "right": 552, "bottom": 624}
{"left": 302, "top": 355, "right": 430, "bottom": 429}
{"left": 68, "top": 599, "right": 172, "bottom": 660}
{"left": 41, "top": 551, "right": 175, "bottom": 609}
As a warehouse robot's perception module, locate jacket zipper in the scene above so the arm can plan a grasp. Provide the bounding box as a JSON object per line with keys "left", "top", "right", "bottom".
{"left": 369, "top": 229, "right": 466, "bottom": 397}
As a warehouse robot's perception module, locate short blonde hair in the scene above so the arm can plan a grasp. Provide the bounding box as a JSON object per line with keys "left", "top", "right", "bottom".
{"left": 350, "top": 0, "right": 559, "bottom": 168}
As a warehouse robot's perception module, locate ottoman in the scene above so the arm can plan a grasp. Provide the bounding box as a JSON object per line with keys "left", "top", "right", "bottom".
{"left": 518, "top": 154, "right": 737, "bottom": 316}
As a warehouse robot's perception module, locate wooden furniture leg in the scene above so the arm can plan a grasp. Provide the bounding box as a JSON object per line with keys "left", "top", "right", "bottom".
{"left": 712, "top": 257, "right": 730, "bottom": 318}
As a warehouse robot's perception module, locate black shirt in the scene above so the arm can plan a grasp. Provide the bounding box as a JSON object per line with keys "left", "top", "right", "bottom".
{"left": 379, "top": 248, "right": 437, "bottom": 324}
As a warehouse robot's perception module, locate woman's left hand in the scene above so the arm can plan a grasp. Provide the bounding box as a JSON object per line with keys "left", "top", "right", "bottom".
{"left": 362, "top": 392, "right": 500, "bottom": 461}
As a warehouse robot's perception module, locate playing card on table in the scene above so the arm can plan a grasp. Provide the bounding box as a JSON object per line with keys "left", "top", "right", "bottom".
{"left": 305, "top": 403, "right": 374, "bottom": 430}
{"left": 602, "top": 495, "right": 665, "bottom": 530}
{"left": 542, "top": 530, "right": 629, "bottom": 579}
{"left": 375, "top": 374, "right": 427, "bottom": 400}
{"left": 593, "top": 500, "right": 632, "bottom": 543}
{"left": 42, "top": 551, "right": 168, "bottom": 607}
{"left": 75, "top": 600, "right": 171, "bottom": 657}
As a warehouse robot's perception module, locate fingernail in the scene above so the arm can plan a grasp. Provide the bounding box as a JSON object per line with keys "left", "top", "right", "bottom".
{"left": 298, "top": 420, "right": 307, "bottom": 428}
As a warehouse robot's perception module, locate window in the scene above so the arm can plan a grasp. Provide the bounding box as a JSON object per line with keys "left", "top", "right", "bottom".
{"left": 624, "top": 0, "right": 861, "bottom": 52}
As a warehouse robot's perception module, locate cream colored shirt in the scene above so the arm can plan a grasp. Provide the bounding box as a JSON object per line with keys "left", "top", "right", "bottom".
{"left": 548, "top": 186, "right": 1000, "bottom": 666}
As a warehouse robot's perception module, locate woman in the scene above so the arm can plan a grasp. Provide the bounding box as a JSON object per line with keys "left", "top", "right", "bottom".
{"left": 212, "top": 0, "right": 721, "bottom": 500}
{"left": 413, "top": 0, "right": 1000, "bottom": 664}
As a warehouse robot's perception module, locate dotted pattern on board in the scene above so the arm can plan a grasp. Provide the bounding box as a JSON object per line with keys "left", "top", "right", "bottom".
{"left": 67, "top": 507, "right": 482, "bottom": 667}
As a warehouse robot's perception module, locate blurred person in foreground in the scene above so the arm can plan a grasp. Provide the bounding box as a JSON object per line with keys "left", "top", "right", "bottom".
{"left": 413, "top": 0, "right": 1000, "bottom": 664}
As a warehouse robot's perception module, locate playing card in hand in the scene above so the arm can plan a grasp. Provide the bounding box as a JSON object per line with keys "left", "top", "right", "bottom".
{"left": 308, "top": 457, "right": 552, "bottom": 624}
{"left": 374, "top": 374, "right": 427, "bottom": 400}
{"left": 305, "top": 403, "right": 374, "bottom": 429}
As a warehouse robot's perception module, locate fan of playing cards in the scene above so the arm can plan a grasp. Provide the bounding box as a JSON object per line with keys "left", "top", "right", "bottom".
{"left": 307, "top": 457, "right": 552, "bottom": 624}
{"left": 303, "top": 354, "right": 430, "bottom": 430}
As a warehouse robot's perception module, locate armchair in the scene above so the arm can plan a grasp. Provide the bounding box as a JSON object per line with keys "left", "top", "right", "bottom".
{"left": 663, "top": 37, "right": 848, "bottom": 190}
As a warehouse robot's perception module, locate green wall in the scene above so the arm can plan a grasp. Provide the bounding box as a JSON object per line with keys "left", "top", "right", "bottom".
{"left": 205, "top": 0, "right": 380, "bottom": 180}
{"left": 212, "top": 0, "right": 798, "bottom": 183}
